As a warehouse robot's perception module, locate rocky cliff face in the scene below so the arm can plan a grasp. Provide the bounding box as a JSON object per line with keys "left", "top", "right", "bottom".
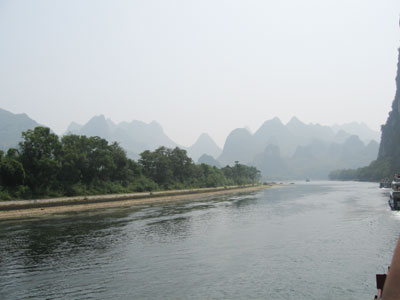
{"left": 378, "top": 48, "right": 400, "bottom": 162}
{"left": 330, "top": 46, "right": 400, "bottom": 181}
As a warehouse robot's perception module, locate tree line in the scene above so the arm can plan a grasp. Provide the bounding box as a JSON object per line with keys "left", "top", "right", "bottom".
{"left": 0, "top": 127, "right": 261, "bottom": 200}
{"left": 328, "top": 157, "right": 392, "bottom": 182}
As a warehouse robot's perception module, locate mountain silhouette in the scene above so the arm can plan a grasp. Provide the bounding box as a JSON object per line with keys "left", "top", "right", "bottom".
{"left": 0, "top": 108, "right": 41, "bottom": 151}
{"left": 187, "top": 133, "right": 222, "bottom": 162}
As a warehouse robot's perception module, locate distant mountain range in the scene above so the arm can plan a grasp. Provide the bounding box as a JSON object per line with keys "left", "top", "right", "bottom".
{"left": 198, "top": 154, "right": 221, "bottom": 168}
{"left": 218, "top": 117, "right": 379, "bottom": 179}
{"left": 64, "top": 115, "right": 222, "bottom": 161}
{"left": 260, "top": 135, "right": 379, "bottom": 180}
{"left": 0, "top": 108, "right": 380, "bottom": 179}
{"left": 186, "top": 133, "right": 222, "bottom": 162}
{"left": 0, "top": 108, "right": 41, "bottom": 151}
{"left": 332, "top": 122, "right": 380, "bottom": 143}
{"left": 65, "top": 115, "right": 178, "bottom": 159}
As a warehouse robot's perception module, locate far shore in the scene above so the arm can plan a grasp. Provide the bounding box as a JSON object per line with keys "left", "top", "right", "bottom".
{"left": 0, "top": 184, "right": 272, "bottom": 221}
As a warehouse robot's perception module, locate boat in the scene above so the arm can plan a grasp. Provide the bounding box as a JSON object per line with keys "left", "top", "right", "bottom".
{"left": 380, "top": 177, "right": 391, "bottom": 188}
{"left": 305, "top": 178, "right": 310, "bottom": 182}
{"left": 374, "top": 236, "right": 400, "bottom": 299}
{"left": 389, "top": 177, "right": 400, "bottom": 210}
{"left": 393, "top": 174, "right": 400, "bottom": 182}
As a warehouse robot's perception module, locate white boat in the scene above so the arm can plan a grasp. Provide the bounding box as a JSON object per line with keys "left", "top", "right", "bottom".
{"left": 389, "top": 180, "right": 400, "bottom": 210}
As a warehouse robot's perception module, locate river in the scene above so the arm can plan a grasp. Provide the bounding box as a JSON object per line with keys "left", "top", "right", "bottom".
{"left": 0, "top": 181, "right": 399, "bottom": 299}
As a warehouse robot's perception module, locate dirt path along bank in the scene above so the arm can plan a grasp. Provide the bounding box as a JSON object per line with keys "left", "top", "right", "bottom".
{"left": 0, "top": 185, "right": 271, "bottom": 221}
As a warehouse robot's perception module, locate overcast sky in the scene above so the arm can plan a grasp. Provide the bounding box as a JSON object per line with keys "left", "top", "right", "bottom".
{"left": 1, "top": 0, "right": 400, "bottom": 147}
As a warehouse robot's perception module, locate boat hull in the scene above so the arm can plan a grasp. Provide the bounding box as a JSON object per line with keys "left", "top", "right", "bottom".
{"left": 389, "top": 191, "right": 400, "bottom": 210}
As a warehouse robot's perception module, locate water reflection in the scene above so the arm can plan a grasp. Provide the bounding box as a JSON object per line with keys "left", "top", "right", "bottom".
{"left": 229, "top": 194, "right": 259, "bottom": 208}
{"left": 0, "top": 212, "right": 131, "bottom": 268}
{"left": 144, "top": 217, "right": 191, "bottom": 242}
{"left": 0, "top": 192, "right": 263, "bottom": 267}
{"left": 1, "top": 183, "right": 399, "bottom": 300}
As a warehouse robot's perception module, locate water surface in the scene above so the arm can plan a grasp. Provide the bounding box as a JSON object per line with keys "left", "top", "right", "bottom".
{"left": 1, "top": 181, "right": 399, "bottom": 299}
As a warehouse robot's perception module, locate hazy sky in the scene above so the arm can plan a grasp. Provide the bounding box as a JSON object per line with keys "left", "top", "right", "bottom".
{"left": 1, "top": 0, "right": 400, "bottom": 147}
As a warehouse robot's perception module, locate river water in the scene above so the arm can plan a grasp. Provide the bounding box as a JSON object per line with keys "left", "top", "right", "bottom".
{"left": 0, "top": 181, "right": 399, "bottom": 300}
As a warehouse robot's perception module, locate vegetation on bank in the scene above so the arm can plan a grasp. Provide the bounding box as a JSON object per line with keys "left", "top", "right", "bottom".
{"left": 328, "top": 157, "right": 392, "bottom": 182}
{"left": 0, "top": 127, "right": 261, "bottom": 200}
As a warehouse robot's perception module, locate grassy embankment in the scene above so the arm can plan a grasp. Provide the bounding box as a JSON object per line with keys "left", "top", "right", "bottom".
{"left": 0, "top": 184, "right": 272, "bottom": 220}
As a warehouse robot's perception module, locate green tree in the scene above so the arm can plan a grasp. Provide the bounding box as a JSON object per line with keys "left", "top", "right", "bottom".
{"left": 0, "top": 156, "right": 25, "bottom": 187}
{"left": 19, "top": 127, "right": 62, "bottom": 195}
{"left": 59, "top": 135, "right": 132, "bottom": 195}
{"left": 221, "top": 162, "right": 260, "bottom": 185}
{"left": 139, "top": 147, "right": 173, "bottom": 188}
{"left": 0, "top": 129, "right": 261, "bottom": 199}
{"left": 169, "top": 147, "right": 195, "bottom": 183}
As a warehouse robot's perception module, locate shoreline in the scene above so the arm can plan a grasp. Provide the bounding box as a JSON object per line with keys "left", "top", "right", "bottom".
{"left": 0, "top": 185, "right": 271, "bottom": 221}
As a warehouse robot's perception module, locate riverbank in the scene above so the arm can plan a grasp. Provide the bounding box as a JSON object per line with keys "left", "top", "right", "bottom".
{"left": 0, "top": 184, "right": 271, "bottom": 221}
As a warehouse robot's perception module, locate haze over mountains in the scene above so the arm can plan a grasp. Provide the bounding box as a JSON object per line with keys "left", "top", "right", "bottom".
{"left": 329, "top": 43, "right": 400, "bottom": 181}
{"left": 0, "top": 107, "right": 380, "bottom": 179}
{"left": 65, "top": 115, "right": 178, "bottom": 160}
{"left": 332, "top": 122, "right": 381, "bottom": 143}
{"left": 219, "top": 117, "right": 379, "bottom": 179}
{"left": 0, "top": 108, "right": 41, "bottom": 150}
{"left": 187, "top": 133, "right": 222, "bottom": 162}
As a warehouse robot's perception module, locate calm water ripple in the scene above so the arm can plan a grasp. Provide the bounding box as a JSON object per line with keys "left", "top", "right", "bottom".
{"left": 1, "top": 181, "right": 399, "bottom": 299}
